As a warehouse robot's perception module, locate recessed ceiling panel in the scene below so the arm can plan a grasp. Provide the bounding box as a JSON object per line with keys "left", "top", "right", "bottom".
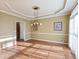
{"left": 3, "top": 0, "right": 65, "bottom": 16}
{"left": 0, "top": 0, "right": 78, "bottom": 20}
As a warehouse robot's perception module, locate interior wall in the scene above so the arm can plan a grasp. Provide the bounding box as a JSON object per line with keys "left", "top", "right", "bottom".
{"left": 0, "top": 12, "right": 31, "bottom": 41}
{"left": 0, "top": 11, "right": 70, "bottom": 44}
{"left": 31, "top": 15, "right": 70, "bottom": 44}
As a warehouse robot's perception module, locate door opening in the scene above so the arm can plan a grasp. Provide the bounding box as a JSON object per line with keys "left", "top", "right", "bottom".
{"left": 16, "top": 22, "right": 20, "bottom": 41}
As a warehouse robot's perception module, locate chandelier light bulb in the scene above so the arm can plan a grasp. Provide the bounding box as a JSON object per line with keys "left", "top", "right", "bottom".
{"left": 34, "top": 23, "right": 36, "bottom": 25}
{"left": 31, "top": 24, "right": 33, "bottom": 26}
{"left": 40, "top": 23, "right": 42, "bottom": 26}
{"left": 37, "top": 22, "right": 39, "bottom": 24}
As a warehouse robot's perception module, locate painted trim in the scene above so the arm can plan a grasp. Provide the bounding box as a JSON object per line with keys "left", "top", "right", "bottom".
{"left": 0, "top": 35, "right": 16, "bottom": 39}
{"left": 0, "top": 10, "right": 27, "bottom": 19}
{"left": 26, "top": 32, "right": 31, "bottom": 35}
{"left": 0, "top": 9, "right": 70, "bottom": 20}
{"left": 70, "top": 4, "right": 78, "bottom": 19}
{"left": 24, "top": 38, "right": 31, "bottom": 41}
{"left": 71, "top": 3, "right": 78, "bottom": 13}
{"left": 31, "top": 33, "right": 68, "bottom": 36}
{"left": 0, "top": 36, "right": 16, "bottom": 42}
{"left": 24, "top": 32, "right": 31, "bottom": 41}
{"left": 31, "top": 38, "right": 68, "bottom": 45}
{"left": 4, "top": 1, "right": 32, "bottom": 18}
{"left": 37, "top": 13, "right": 71, "bottom": 19}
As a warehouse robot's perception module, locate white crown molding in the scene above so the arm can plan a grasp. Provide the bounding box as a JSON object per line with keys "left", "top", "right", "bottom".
{"left": 3, "top": 1, "right": 33, "bottom": 18}
{"left": 0, "top": 9, "right": 70, "bottom": 21}
{"left": 0, "top": 10, "right": 25, "bottom": 19}
{"left": 0, "top": 10, "right": 33, "bottom": 20}
{"left": 37, "top": 12, "right": 71, "bottom": 19}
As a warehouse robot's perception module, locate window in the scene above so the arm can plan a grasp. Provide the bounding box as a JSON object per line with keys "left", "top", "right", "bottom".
{"left": 69, "top": 13, "right": 78, "bottom": 59}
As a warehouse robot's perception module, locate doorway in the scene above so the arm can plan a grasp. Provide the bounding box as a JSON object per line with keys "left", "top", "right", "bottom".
{"left": 16, "top": 22, "right": 20, "bottom": 41}
{"left": 16, "top": 22, "right": 26, "bottom": 41}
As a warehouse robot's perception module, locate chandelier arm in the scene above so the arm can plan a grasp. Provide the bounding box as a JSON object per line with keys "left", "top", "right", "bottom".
{"left": 31, "top": 6, "right": 42, "bottom": 31}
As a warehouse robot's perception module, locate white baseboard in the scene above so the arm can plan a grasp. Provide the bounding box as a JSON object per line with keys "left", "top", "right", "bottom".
{"left": 0, "top": 36, "right": 16, "bottom": 42}
{"left": 31, "top": 38, "right": 68, "bottom": 45}
{"left": 24, "top": 38, "right": 31, "bottom": 41}
{"left": 31, "top": 33, "right": 68, "bottom": 36}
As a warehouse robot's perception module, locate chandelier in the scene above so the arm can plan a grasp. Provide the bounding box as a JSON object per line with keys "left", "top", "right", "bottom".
{"left": 31, "top": 6, "right": 42, "bottom": 31}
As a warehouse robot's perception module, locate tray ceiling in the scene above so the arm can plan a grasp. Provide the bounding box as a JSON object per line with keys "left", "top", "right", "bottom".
{"left": 0, "top": 0, "right": 78, "bottom": 20}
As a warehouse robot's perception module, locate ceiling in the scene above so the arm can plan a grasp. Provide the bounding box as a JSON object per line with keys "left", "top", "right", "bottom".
{"left": 0, "top": 0, "right": 78, "bottom": 20}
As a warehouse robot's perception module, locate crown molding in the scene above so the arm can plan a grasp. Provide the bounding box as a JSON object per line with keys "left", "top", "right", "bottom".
{"left": 37, "top": 12, "right": 71, "bottom": 19}
{"left": 3, "top": 1, "right": 33, "bottom": 18}
{"left": 0, "top": 9, "right": 70, "bottom": 20}
{"left": 0, "top": 10, "right": 33, "bottom": 20}
{"left": 38, "top": 0, "right": 67, "bottom": 18}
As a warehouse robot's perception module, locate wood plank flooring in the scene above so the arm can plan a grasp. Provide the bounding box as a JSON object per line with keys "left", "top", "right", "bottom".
{"left": 0, "top": 39, "right": 75, "bottom": 59}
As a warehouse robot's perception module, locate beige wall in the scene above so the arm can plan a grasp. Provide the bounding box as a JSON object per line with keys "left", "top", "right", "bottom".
{"left": 31, "top": 15, "right": 70, "bottom": 44}
{"left": 0, "top": 12, "right": 70, "bottom": 44}
{"left": 0, "top": 12, "right": 31, "bottom": 41}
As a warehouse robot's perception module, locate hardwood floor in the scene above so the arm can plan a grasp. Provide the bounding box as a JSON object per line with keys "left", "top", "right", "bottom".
{"left": 0, "top": 39, "right": 75, "bottom": 59}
